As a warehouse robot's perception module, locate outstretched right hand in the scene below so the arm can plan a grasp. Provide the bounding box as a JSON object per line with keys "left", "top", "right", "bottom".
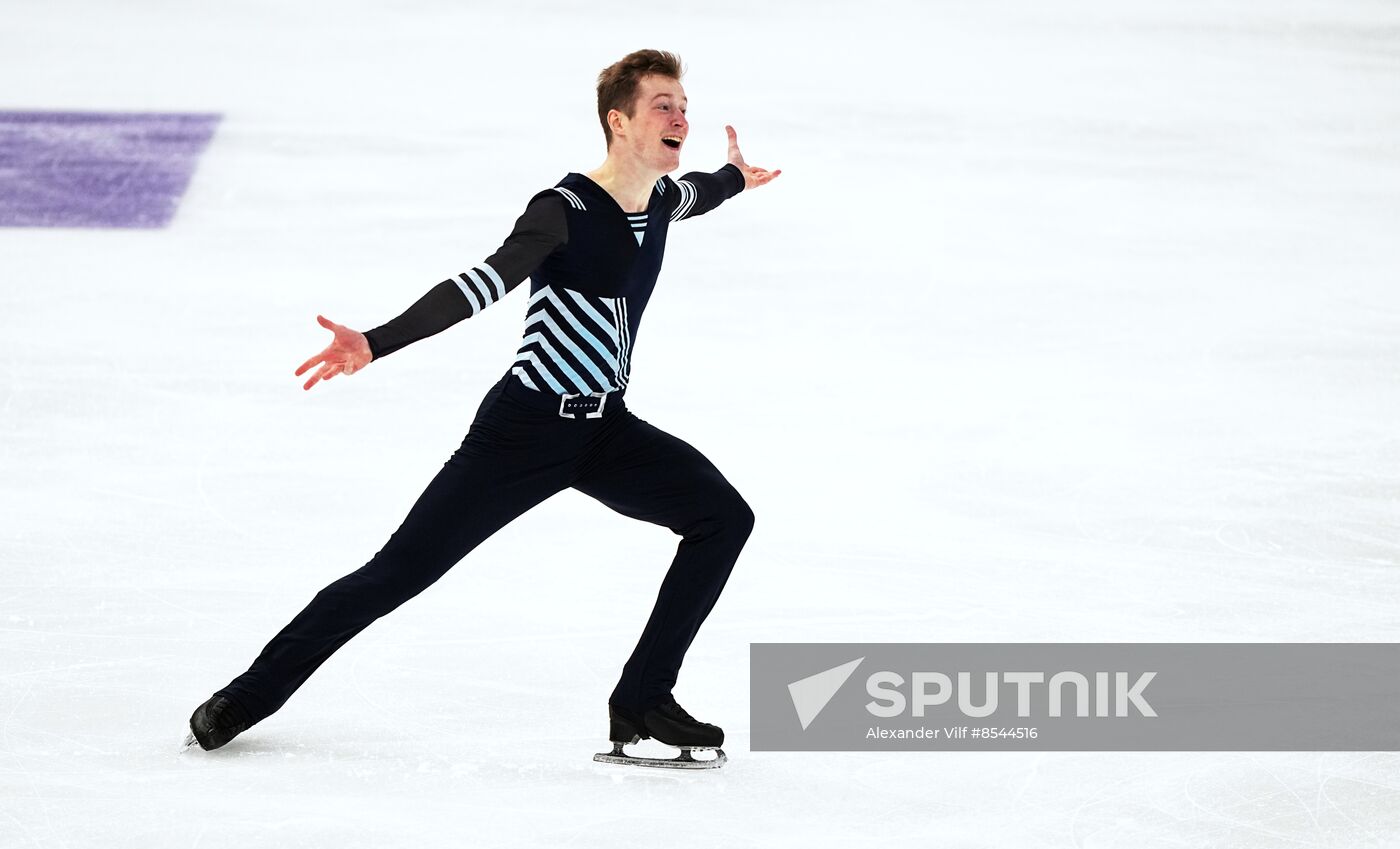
{"left": 296, "top": 315, "right": 372, "bottom": 391}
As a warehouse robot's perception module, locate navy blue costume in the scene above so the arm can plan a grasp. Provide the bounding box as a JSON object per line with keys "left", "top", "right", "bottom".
{"left": 215, "top": 164, "right": 753, "bottom": 725}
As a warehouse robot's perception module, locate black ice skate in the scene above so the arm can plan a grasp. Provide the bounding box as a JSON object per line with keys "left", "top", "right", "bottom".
{"left": 593, "top": 699, "right": 727, "bottom": 769}
{"left": 182, "top": 694, "right": 253, "bottom": 752}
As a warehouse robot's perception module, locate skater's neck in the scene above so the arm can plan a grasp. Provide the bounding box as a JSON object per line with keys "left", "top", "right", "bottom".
{"left": 583, "top": 156, "right": 662, "bottom": 214}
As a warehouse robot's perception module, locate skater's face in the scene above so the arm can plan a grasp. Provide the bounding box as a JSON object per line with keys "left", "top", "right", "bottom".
{"left": 611, "top": 74, "right": 687, "bottom": 174}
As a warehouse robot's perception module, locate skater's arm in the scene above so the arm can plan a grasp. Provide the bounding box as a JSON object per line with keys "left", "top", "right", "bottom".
{"left": 361, "top": 193, "right": 568, "bottom": 361}
{"left": 669, "top": 125, "right": 780, "bottom": 222}
{"left": 294, "top": 194, "right": 567, "bottom": 390}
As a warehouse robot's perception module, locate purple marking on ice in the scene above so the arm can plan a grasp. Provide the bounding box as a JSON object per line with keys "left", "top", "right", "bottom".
{"left": 0, "top": 110, "right": 220, "bottom": 228}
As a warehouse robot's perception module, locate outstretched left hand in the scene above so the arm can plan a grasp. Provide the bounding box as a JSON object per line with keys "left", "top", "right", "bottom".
{"left": 726, "top": 125, "right": 781, "bottom": 190}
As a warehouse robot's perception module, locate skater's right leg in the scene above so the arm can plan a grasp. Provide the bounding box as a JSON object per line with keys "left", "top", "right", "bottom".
{"left": 203, "top": 378, "right": 577, "bottom": 738}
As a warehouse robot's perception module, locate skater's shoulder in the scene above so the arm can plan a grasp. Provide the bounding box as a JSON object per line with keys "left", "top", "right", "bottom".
{"left": 531, "top": 174, "right": 591, "bottom": 212}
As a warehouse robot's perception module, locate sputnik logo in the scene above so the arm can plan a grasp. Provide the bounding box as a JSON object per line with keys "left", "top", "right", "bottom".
{"left": 787, "top": 657, "right": 864, "bottom": 730}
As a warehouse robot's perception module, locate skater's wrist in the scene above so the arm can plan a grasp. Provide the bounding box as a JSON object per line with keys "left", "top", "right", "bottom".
{"left": 719, "top": 163, "right": 745, "bottom": 195}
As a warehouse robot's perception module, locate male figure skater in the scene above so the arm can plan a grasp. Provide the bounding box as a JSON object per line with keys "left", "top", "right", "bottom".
{"left": 185, "top": 49, "right": 779, "bottom": 768}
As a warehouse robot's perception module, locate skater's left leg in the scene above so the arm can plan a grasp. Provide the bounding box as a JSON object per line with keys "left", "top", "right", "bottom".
{"left": 571, "top": 411, "right": 755, "bottom": 713}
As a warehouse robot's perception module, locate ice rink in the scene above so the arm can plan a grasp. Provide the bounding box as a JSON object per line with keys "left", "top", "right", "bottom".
{"left": 4, "top": 0, "right": 1400, "bottom": 845}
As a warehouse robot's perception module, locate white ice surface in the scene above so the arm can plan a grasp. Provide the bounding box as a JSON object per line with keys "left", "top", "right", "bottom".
{"left": 4, "top": 0, "right": 1400, "bottom": 846}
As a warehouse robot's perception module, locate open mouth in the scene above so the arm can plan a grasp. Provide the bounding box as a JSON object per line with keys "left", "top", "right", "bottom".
{"left": 662, "top": 136, "right": 683, "bottom": 150}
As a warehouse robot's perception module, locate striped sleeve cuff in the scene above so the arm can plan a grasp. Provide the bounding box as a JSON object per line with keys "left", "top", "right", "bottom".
{"left": 453, "top": 262, "right": 507, "bottom": 315}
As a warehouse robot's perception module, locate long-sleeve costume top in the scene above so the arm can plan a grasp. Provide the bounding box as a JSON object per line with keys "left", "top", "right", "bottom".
{"left": 363, "top": 163, "right": 746, "bottom": 395}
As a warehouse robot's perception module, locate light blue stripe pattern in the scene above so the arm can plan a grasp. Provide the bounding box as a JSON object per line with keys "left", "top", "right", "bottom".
{"left": 538, "top": 289, "right": 618, "bottom": 369}
{"left": 561, "top": 288, "right": 618, "bottom": 340}
{"left": 518, "top": 332, "right": 590, "bottom": 394}
{"left": 512, "top": 353, "right": 565, "bottom": 393}
{"left": 523, "top": 311, "right": 613, "bottom": 389}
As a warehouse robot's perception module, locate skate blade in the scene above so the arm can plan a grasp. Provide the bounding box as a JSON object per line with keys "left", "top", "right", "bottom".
{"left": 180, "top": 731, "right": 199, "bottom": 752}
{"left": 593, "top": 742, "right": 727, "bottom": 770}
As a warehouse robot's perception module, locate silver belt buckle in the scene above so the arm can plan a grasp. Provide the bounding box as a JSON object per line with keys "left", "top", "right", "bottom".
{"left": 558, "top": 391, "right": 608, "bottom": 419}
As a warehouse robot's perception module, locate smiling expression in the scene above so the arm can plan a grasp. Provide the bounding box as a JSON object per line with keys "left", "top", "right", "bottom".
{"left": 613, "top": 74, "right": 688, "bottom": 173}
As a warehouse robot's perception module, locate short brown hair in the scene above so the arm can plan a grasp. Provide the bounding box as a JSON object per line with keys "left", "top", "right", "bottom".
{"left": 596, "top": 49, "right": 685, "bottom": 148}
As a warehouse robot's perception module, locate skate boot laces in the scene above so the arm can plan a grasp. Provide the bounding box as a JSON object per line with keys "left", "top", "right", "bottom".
{"left": 657, "top": 698, "right": 715, "bottom": 730}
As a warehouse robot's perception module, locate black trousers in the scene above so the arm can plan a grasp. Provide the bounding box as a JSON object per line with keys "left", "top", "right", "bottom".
{"left": 217, "top": 372, "right": 753, "bottom": 725}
